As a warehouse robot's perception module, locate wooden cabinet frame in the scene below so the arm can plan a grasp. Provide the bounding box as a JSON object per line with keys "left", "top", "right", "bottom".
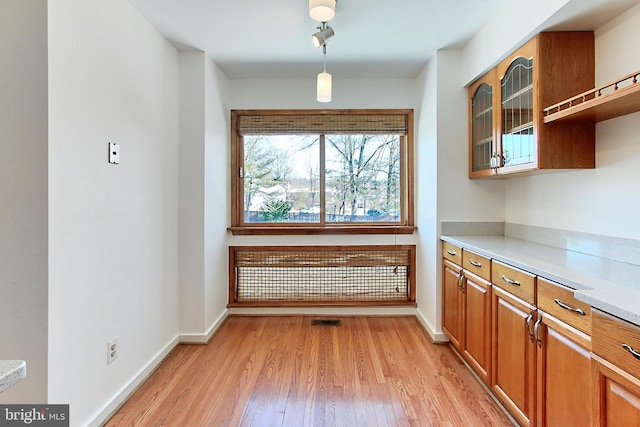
{"left": 468, "top": 32, "right": 595, "bottom": 178}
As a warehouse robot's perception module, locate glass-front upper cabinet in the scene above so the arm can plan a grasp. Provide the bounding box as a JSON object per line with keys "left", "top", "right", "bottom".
{"left": 501, "top": 56, "right": 534, "bottom": 169}
{"left": 495, "top": 37, "right": 536, "bottom": 174}
{"left": 467, "top": 32, "right": 596, "bottom": 179}
{"left": 468, "top": 69, "right": 498, "bottom": 178}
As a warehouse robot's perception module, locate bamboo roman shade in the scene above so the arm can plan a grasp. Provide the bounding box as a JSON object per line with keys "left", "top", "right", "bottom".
{"left": 234, "top": 110, "right": 410, "bottom": 135}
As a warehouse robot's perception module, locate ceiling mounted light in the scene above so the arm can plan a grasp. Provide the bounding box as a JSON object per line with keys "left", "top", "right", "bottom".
{"left": 309, "top": 0, "right": 336, "bottom": 22}
{"left": 317, "top": 45, "right": 332, "bottom": 103}
{"left": 312, "top": 24, "right": 335, "bottom": 48}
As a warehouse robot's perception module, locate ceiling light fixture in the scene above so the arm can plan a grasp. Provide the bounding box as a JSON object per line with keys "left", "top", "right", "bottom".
{"left": 312, "top": 23, "right": 335, "bottom": 48}
{"left": 317, "top": 44, "right": 332, "bottom": 103}
{"left": 309, "top": 0, "right": 336, "bottom": 22}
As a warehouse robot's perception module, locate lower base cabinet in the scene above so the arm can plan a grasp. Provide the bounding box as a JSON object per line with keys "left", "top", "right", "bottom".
{"left": 593, "top": 355, "right": 640, "bottom": 426}
{"left": 535, "top": 312, "right": 592, "bottom": 426}
{"left": 592, "top": 309, "right": 640, "bottom": 426}
{"left": 492, "top": 286, "right": 536, "bottom": 427}
{"left": 441, "top": 241, "right": 640, "bottom": 426}
{"left": 462, "top": 271, "right": 492, "bottom": 384}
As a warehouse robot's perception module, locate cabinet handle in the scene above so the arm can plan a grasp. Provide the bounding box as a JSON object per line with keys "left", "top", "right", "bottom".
{"left": 457, "top": 271, "right": 465, "bottom": 292}
{"left": 468, "top": 260, "right": 482, "bottom": 267}
{"left": 446, "top": 249, "right": 457, "bottom": 256}
{"left": 534, "top": 315, "right": 543, "bottom": 348}
{"left": 622, "top": 344, "right": 640, "bottom": 361}
{"left": 554, "top": 299, "right": 586, "bottom": 316}
{"left": 501, "top": 275, "right": 521, "bottom": 286}
{"left": 525, "top": 312, "right": 534, "bottom": 342}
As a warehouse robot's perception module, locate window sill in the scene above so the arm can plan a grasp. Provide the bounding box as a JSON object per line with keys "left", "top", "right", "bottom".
{"left": 227, "top": 225, "right": 417, "bottom": 236}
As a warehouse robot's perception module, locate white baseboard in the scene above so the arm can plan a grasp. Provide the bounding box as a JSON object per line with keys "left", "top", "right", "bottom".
{"left": 415, "top": 308, "right": 449, "bottom": 343}
{"left": 227, "top": 306, "right": 417, "bottom": 316}
{"left": 179, "top": 309, "right": 229, "bottom": 344}
{"left": 89, "top": 310, "right": 230, "bottom": 426}
{"left": 88, "top": 334, "right": 180, "bottom": 427}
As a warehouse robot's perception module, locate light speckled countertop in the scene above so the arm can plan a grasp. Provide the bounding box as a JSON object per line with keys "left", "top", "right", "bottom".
{"left": 0, "top": 360, "right": 26, "bottom": 393}
{"left": 441, "top": 235, "right": 640, "bottom": 326}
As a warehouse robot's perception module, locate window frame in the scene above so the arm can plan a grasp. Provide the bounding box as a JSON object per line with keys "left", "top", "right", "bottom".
{"left": 229, "top": 109, "right": 416, "bottom": 235}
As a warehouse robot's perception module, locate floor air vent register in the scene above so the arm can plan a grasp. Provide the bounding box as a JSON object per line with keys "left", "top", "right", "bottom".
{"left": 311, "top": 319, "right": 342, "bottom": 326}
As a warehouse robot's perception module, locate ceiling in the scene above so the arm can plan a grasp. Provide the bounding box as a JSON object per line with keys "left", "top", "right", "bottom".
{"left": 128, "top": 0, "right": 639, "bottom": 80}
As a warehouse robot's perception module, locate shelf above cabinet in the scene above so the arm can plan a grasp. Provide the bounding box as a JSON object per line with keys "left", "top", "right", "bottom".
{"left": 544, "top": 70, "right": 640, "bottom": 123}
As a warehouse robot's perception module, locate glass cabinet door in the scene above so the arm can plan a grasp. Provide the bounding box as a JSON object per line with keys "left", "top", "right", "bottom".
{"left": 500, "top": 57, "right": 534, "bottom": 168}
{"left": 471, "top": 82, "right": 494, "bottom": 172}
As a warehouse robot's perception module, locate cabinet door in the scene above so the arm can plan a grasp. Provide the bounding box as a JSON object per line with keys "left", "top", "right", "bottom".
{"left": 593, "top": 354, "right": 640, "bottom": 426}
{"left": 463, "top": 272, "right": 491, "bottom": 384}
{"left": 499, "top": 43, "right": 536, "bottom": 173}
{"left": 492, "top": 286, "right": 536, "bottom": 427}
{"left": 442, "top": 260, "right": 463, "bottom": 350}
{"left": 469, "top": 69, "right": 499, "bottom": 178}
{"left": 535, "top": 311, "right": 592, "bottom": 427}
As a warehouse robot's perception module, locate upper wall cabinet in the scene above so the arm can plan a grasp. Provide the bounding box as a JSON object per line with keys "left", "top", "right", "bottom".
{"left": 468, "top": 32, "right": 596, "bottom": 179}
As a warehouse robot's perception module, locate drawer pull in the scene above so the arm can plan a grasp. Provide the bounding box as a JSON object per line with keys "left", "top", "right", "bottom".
{"left": 622, "top": 344, "right": 640, "bottom": 361}
{"left": 446, "top": 249, "right": 457, "bottom": 256}
{"left": 501, "top": 275, "right": 520, "bottom": 286}
{"left": 554, "top": 299, "right": 586, "bottom": 316}
{"left": 468, "top": 260, "right": 482, "bottom": 267}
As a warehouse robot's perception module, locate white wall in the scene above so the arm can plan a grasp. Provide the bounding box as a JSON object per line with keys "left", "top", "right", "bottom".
{"left": 229, "top": 77, "right": 418, "bottom": 110}
{"left": 0, "top": 0, "right": 49, "bottom": 403}
{"left": 504, "top": 3, "right": 640, "bottom": 239}
{"left": 47, "top": 1, "right": 180, "bottom": 426}
{"left": 178, "top": 52, "right": 207, "bottom": 334}
{"left": 178, "top": 51, "right": 230, "bottom": 340}
{"left": 415, "top": 58, "right": 439, "bottom": 337}
{"left": 415, "top": 51, "right": 506, "bottom": 339}
{"left": 204, "top": 58, "right": 231, "bottom": 330}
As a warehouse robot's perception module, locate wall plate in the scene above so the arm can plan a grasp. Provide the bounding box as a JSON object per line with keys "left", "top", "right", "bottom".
{"left": 109, "top": 142, "right": 120, "bottom": 164}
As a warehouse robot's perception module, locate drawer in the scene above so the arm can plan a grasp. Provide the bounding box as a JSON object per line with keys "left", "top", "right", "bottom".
{"left": 593, "top": 309, "right": 640, "bottom": 380}
{"left": 462, "top": 250, "right": 491, "bottom": 281}
{"left": 537, "top": 278, "right": 591, "bottom": 335}
{"left": 491, "top": 260, "right": 536, "bottom": 305}
{"left": 442, "top": 241, "right": 462, "bottom": 265}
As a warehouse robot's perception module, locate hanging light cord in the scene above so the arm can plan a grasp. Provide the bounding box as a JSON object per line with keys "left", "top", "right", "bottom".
{"left": 322, "top": 44, "right": 327, "bottom": 72}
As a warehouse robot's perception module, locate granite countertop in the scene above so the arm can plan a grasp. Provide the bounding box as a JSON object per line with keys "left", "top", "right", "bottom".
{"left": 0, "top": 360, "right": 26, "bottom": 394}
{"left": 441, "top": 235, "right": 640, "bottom": 327}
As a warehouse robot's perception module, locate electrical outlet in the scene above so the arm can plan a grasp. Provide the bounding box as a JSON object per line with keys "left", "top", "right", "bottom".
{"left": 107, "top": 337, "right": 118, "bottom": 364}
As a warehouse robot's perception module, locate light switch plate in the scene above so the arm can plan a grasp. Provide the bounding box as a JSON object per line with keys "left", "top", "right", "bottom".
{"left": 109, "top": 142, "right": 120, "bottom": 164}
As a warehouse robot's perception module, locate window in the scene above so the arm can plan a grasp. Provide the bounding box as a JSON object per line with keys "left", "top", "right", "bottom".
{"left": 230, "top": 109, "right": 415, "bottom": 235}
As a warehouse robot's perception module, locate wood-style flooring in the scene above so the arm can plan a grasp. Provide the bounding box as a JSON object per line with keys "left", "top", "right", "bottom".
{"left": 105, "top": 316, "right": 514, "bottom": 426}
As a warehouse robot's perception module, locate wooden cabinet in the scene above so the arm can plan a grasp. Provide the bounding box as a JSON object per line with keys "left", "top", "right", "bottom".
{"left": 468, "top": 32, "right": 595, "bottom": 178}
{"left": 492, "top": 284, "right": 536, "bottom": 427}
{"left": 442, "top": 245, "right": 492, "bottom": 384}
{"left": 463, "top": 270, "right": 492, "bottom": 384}
{"left": 469, "top": 69, "right": 499, "bottom": 177}
{"left": 442, "top": 259, "right": 463, "bottom": 350}
{"left": 592, "top": 309, "right": 640, "bottom": 426}
{"left": 535, "top": 279, "right": 592, "bottom": 427}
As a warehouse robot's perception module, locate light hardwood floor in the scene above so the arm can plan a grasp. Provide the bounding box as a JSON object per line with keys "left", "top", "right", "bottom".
{"left": 105, "top": 316, "right": 514, "bottom": 426}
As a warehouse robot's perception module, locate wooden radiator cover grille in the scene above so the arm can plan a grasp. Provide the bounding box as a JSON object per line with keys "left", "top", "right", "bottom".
{"left": 229, "top": 245, "right": 416, "bottom": 306}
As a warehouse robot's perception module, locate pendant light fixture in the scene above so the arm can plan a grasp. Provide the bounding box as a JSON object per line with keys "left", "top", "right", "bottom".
{"left": 317, "top": 44, "right": 332, "bottom": 103}
{"left": 309, "top": 0, "right": 336, "bottom": 23}
{"left": 312, "top": 24, "right": 335, "bottom": 48}
{"left": 308, "top": 0, "right": 336, "bottom": 103}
